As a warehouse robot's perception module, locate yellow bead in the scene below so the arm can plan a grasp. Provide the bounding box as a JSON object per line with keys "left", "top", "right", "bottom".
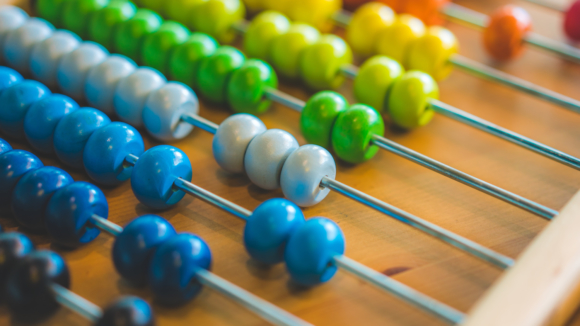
{"left": 269, "top": 23, "right": 320, "bottom": 79}
{"left": 286, "top": 0, "right": 341, "bottom": 32}
{"left": 243, "top": 0, "right": 263, "bottom": 13}
{"left": 346, "top": 2, "right": 395, "bottom": 57}
{"left": 354, "top": 56, "right": 404, "bottom": 113}
{"left": 165, "top": 0, "right": 204, "bottom": 25}
{"left": 243, "top": 11, "right": 290, "bottom": 60}
{"left": 189, "top": 0, "right": 246, "bottom": 43}
{"left": 375, "top": 14, "right": 425, "bottom": 64}
{"left": 260, "top": 0, "right": 291, "bottom": 13}
{"left": 405, "top": 26, "right": 458, "bottom": 81}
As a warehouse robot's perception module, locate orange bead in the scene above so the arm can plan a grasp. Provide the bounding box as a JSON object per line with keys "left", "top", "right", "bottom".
{"left": 398, "top": 0, "right": 448, "bottom": 25}
{"left": 483, "top": 5, "right": 532, "bottom": 61}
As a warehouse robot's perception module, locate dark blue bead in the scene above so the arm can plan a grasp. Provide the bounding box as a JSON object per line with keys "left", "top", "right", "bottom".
{"left": 96, "top": 296, "right": 155, "bottom": 326}
{"left": 53, "top": 108, "right": 111, "bottom": 168}
{"left": 284, "top": 217, "right": 345, "bottom": 286}
{"left": 84, "top": 122, "right": 144, "bottom": 186}
{"left": 131, "top": 146, "right": 192, "bottom": 210}
{"left": 24, "top": 94, "right": 79, "bottom": 154}
{"left": 0, "top": 66, "right": 23, "bottom": 94}
{"left": 149, "top": 233, "right": 212, "bottom": 306}
{"left": 0, "top": 137, "right": 12, "bottom": 155}
{"left": 113, "top": 215, "right": 176, "bottom": 286}
{"left": 244, "top": 198, "right": 305, "bottom": 265}
{"left": 0, "top": 150, "right": 43, "bottom": 210}
{"left": 0, "top": 80, "right": 51, "bottom": 139}
{"left": 0, "top": 232, "right": 34, "bottom": 301}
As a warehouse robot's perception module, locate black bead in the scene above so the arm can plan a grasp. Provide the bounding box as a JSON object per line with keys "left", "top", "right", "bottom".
{"left": 95, "top": 296, "right": 155, "bottom": 326}
{"left": 0, "top": 232, "right": 34, "bottom": 301}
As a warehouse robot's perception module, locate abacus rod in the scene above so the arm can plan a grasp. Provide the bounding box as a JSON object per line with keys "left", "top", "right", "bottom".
{"left": 90, "top": 214, "right": 123, "bottom": 237}
{"left": 524, "top": 0, "right": 566, "bottom": 12}
{"left": 196, "top": 269, "right": 313, "bottom": 326}
{"left": 331, "top": 9, "right": 353, "bottom": 27}
{"left": 369, "top": 135, "right": 558, "bottom": 220}
{"left": 339, "top": 64, "right": 359, "bottom": 79}
{"left": 441, "top": 3, "right": 488, "bottom": 28}
{"left": 50, "top": 283, "right": 102, "bottom": 323}
{"left": 320, "top": 177, "right": 514, "bottom": 269}
{"left": 124, "top": 153, "right": 139, "bottom": 167}
{"left": 333, "top": 255, "right": 465, "bottom": 324}
{"left": 181, "top": 113, "right": 219, "bottom": 134}
{"left": 524, "top": 32, "right": 580, "bottom": 62}
{"left": 264, "top": 88, "right": 306, "bottom": 112}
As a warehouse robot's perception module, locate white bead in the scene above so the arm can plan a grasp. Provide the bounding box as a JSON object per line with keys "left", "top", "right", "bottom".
{"left": 280, "top": 145, "right": 336, "bottom": 207}
{"left": 143, "top": 82, "right": 199, "bottom": 142}
{"left": 114, "top": 67, "right": 166, "bottom": 128}
{"left": 29, "top": 31, "right": 81, "bottom": 88}
{"left": 244, "top": 129, "right": 299, "bottom": 190}
{"left": 0, "top": 6, "right": 28, "bottom": 64}
{"left": 57, "top": 42, "right": 109, "bottom": 101}
{"left": 85, "top": 55, "right": 136, "bottom": 114}
{"left": 212, "top": 114, "right": 267, "bottom": 174}
{"left": 3, "top": 18, "right": 54, "bottom": 74}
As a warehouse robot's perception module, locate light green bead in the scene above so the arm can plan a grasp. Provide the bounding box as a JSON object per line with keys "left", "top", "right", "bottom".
{"left": 227, "top": 59, "right": 277, "bottom": 114}
{"left": 387, "top": 70, "right": 439, "bottom": 129}
{"left": 169, "top": 33, "right": 219, "bottom": 89}
{"left": 62, "top": 0, "right": 110, "bottom": 39}
{"left": 300, "top": 91, "right": 348, "bottom": 149}
{"left": 165, "top": 0, "right": 204, "bottom": 25}
{"left": 138, "top": 0, "right": 165, "bottom": 16}
{"left": 197, "top": 46, "right": 246, "bottom": 104}
{"left": 113, "top": 9, "right": 162, "bottom": 63}
{"left": 354, "top": 56, "right": 404, "bottom": 113}
{"left": 243, "top": 11, "right": 290, "bottom": 60}
{"left": 141, "top": 21, "right": 190, "bottom": 74}
{"left": 269, "top": 23, "right": 319, "bottom": 79}
{"left": 88, "top": 0, "right": 137, "bottom": 49}
{"left": 299, "top": 34, "right": 353, "bottom": 90}
{"left": 188, "top": 0, "right": 245, "bottom": 43}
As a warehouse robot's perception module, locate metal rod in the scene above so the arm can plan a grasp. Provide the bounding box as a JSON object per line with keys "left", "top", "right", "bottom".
{"left": 369, "top": 135, "right": 558, "bottom": 220}
{"left": 441, "top": 3, "right": 488, "bottom": 28}
{"left": 51, "top": 283, "right": 103, "bottom": 323}
{"left": 172, "top": 178, "right": 252, "bottom": 220}
{"left": 333, "top": 255, "right": 465, "bottom": 324}
{"left": 181, "top": 113, "right": 219, "bottom": 134}
{"left": 124, "top": 153, "right": 139, "bottom": 167}
{"left": 232, "top": 20, "right": 249, "bottom": 34}
{"left": 525, "top": 32, "right": 580, "bottom": 62}
{"left": 331, "top": 9, "right": 353, "bottom": 27}
{"left": 90, "top": 214, "right": 123, "bottom": 237}
{"left": 264, "top": 87, "right": 306, "bottom": 112}
{"left": 524, "top": 0, "right": 566, "bottom": 12}
{"left": 321, "top": 177, "right": 514, "bottom": 269}
{"left": 339, "top": 64, "right": 359, "bottom": 79}
{"left": 196, "top": 269, "right": 313, "bottom": 326}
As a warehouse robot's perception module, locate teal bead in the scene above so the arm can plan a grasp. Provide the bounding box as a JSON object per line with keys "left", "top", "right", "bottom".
{"left": 88, "top": 0, "right": 137, "bottom": 49}
{"left": 113, "top": 9, "right": 163, "bottom": 63}
{"left": 141, "top": 21, "right": 190, "bottom": 74}
{"left": 168, "top": 33, "right": 219, "bottom": 89}
{"left": 227, "top": 59, "right": 277, "bottom": 115}
{"left": 197, "top": 46, "right": 245, "bottom": 104}
{"left": 300, "top": 91, "right": 348, "bottom": 149}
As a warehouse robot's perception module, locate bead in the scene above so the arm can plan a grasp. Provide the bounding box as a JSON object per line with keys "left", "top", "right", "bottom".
{"left": 96, "top": 296, "right": 155, "bottom": 326}
{"left": 284, "top": 217, "right": 345, "bottom": 286}
{"left": 0, "top": 80, "right": 51, "bottom": 139}
{"left": 165, "top": 0, "right": 204, "bottom": 25}
{"left": 483, "top": 5, "right": 532, "bottom": 61}
{"left": 45, "top": 181, "right": 108, "bottom": 248}
{"left": 113, "top": 215, "right": 176, "bottom": 285}
{"left": 3, "top": 18, "right": 54, "bottom": 74}
{"left": 375, "top": 14, "right": 425, "bottom": 63}
{"left": 244, "top": 198, "right": 305, "bottom": 264}
{"left": 131, "top": 145, "right": 192, "bottom": 210}
{"left": 353, "top": 56, "right": 404, "bottom": 113}
{"left": 387, "top": 70, "right": 438, "bottom": 129}
{"left": 85, "top": 55, "right": 137, "bottom": 114}
{"left": 564, "top": 1, "right": 580, "bottom": 41}
{"left": 0, "top": 6, "right": 28, "bottom": 63}
{"left": 0, "top": 233, "right": 34, "bottom": 298}
{"left": 30, "top": 31, "right": 81, "bottom": 88}
{"left": 88, "top": 0, "right": 137, "bottom": 49}
{"left": 269, "top": 23, "right": 320, "bottom": 79}
{"left": 244, "top": 129, "right": 299, "bottom": 190}
{"left": 114, "top": 9, "right": 163, "bottom": 62}
{"left": 169, "top": 33, "right": 219, "bottom": 88}
{"left": 405, "top": 26, "right": 458, "bottom": 81}
{"left": 142, "top": 82, "right": 199, "bottom": 141}
{"left": 114, "top": 67, "right": 167, "bottom": 128}
{"left": 197, "top": 46, "right": 246, "bottom": 104}
{"left": 189, "top": 0, "right": 245, "bottom": 43}
{"left": 227, "top": 59, "right": 277, "bottom": 114}
{"left": 57, "top": 42, "right": 109, "bottom": 101}
{"left": 0, "top": 150, "right": 43, "bottom": 210}
{"left": 139, "top": 0, "right": 165, "bottom": 15}
{"left": 62, "top": 0, "right": 109, "bottom": 39}
{"left": 300, "top": 91, "right": 348, "bottom": 148}
{"left": 260, "top": 0, "right": 290, "bottom": 13}
{"left": 212, "top": 114, "right": 266, "bottom": 173}
{"left": 53, "top": 108, "right": 112, "bottom": 168}
{"left": 299, "top": 34, "right": 353, "bottom": 90}
{"left": 286, "top": 0, "right": 341, "bottom": 33}
{"left": 24, "top": 95, "right": 79, "bottom": 155}
{"left": 346, "top": 3, "right": 395, "bottom": 57}
{"left": 244, "top": 0, "right": 262, "bottom": 12}
{"left": 141, "top": 21, "right": 190, "bottom": 74}
{"left": 399, "top": 0, "right": 450, "bottom": 26}
{"left": 11, "top": 166, "right": 74, "bottom": 231}
{"left": 332, "top": 104, "right": 385, "bottom": 164}
{"left": 36, "top": 0, "right": 67, "bottom": 26}
{"left": 0, "top": 66, "right": 23, "bottom": 93}
{"left": 0, "top": 138, "right": 12, "bottom": 155}
{"left": 243, "top": 11, "right": 290, "bottom": 60}
{"left": 149, "top": 233, "right": 212, "bottom": 306}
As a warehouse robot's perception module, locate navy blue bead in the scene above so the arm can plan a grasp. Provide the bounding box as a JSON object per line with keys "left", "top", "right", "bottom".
{"left": 131, "top": 146, "right": 192, "bottom": 210}
{"left": 45, "top": 181, "right": 109, "bottom": 248}
{"left": 53, "top": 108, "right": 111, "bottom": 168}
{"left": 24, "top": 94, "right": 79, "bottom": 154}
{"left": 149, "top": 233, "right": 212, "bottom": 306}
{"left": 84, "top": 122, "right": 144, "bottom": 186}
{"left": 0, "top": 150, "right": 43, "bottom": 210}
{"left": 0, "top": 137, "right": 12, "bottom": 155}
{"left": 0, "top": 232, "right": 34, "bottom": 301}
{"left": 0, "top": 66, "right": 23, "bottom": 94}
{"left": 284, "top": 218, "right": 345, "bottom": 286}
{"left": 113, "top": 215, "right": 176, "bottom": 286}
{"left": 96, "top": 296, "right": 155, "bottom": 326}
{"left": 0, "top": 80, "right": 51, "bottom": 138}
{"left": 244, "top": 198, "right": 305, "bottom": 265}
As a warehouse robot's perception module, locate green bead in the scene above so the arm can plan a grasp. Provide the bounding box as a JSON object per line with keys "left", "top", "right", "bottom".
{"left": 227, "top": 59, "right": 277, "bottom": 115}
{"left": 189, "top": 0, "right": 245, "bottom": 43}
{"left": 138, "top": 0, "right": 165, "bottom": 16}
{"left": 243, "top": 11, "right": 290, "bottom": 60}
{"left": 387, "top": 70, "right": 439, "bottom": 129}
{"left": 269, "top": 23, "right": 319, "bottom": 79}
{"left": 141, "top": 21, "right": 190, "bottom": 74}
{"left": 88, "top": 0, "right": 136, "bottom": 49}
{"left": 197, "top": 46, "right": 245, "bottom": 104}
{"left": 114, "top": 9, "right": 162, "bottom": 62}
{"left": 332, "top": 104, "right": 385, "bottom": 164}
{"left": 300, "top": 91, "right": 348, "bottom": 148}
{"left": 169, "top": 33, "right": 219, "bottom": 89}
{"left": 36, "top": 0, "right": 70, "bottom": 27}
{"left": 299, "top": 34, "right": 353, "bottom": 90}
{"left": 62, "top": 0, "right": 110, "bottom": 39}
{"left": 165, "top": 0, "right": 205, "bottom": 25}
{"left": 354, "top": 56, "right": 404, "bottom": 113}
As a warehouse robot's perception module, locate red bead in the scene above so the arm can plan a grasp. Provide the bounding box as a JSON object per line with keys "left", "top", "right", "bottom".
{"left": 564, "top": 0, "right": 580, "bottom": 41}
{"left": 483, "top": 5, "right": 532, "bottom": 61}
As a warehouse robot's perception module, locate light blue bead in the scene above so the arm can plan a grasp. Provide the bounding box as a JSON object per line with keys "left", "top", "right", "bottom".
{"left": 131, "top": 145, "right": 192, "bottom": 210}
{"left": 0, "top": 6, "right": 29, "bottom": 64}
{"left": 0, "top": 138, "right": 11, "bottom": 155}
{"left": 83, "top": 122, "right": 144, "bottom": 186}
{"left": 0, "top": 150, "right": 43, "bottom": 210}
{"left": 244, "top": 198, "right": 305, "bottom": 264}
{"left": 285, "top": 217, "right": 345, "bottom": 286}
{"left": 85, "top": 55, "right": 136, "bottom": 114}
{"left": 0, "top": 80, "right": 51, "bottom": 139}
{"left": 24, "top": 94, "right": 79, "bottom": 155}
{"left": 0, "top": 66, "right": 23, "bottom": 93}
{"left": 53, "top": 108, "right": 111, "bottom": 169}
{"left": 29, "top": 30, "right": 81, "bottom": 88}
{"left": 3, "top": 18, "right": 54, "bottom": 74}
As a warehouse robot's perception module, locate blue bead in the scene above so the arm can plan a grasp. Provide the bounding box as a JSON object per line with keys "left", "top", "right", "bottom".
{"left": 0, "top": 150, "right": 43, "bottom": 210}
{"left": 53, "top": 108, "right": 111, "bottom": 168}
{"left": 0, "top": 66, "right": 23, "bottom": 93}
{"left": 24, "top": 94, "right": 79, "bottom": 155}
{"left": 0, "top": 232, "right": 34, "bottom": 299}
{"left": 284, "top": 217, "right": 345, "bottom": 286}
{"left": 131, "top": 146, "right": 192, "bottom": 210}
{"left": 149, "top": 233, "right": 212, "bottom": 306}
{"left": 45, "top": 181, "right": 108, "bottom": 248}
{"left": 113, "top": 215, "right": 176, "bottom": 286}
{"left": 0, "top": 137, "right": 12, "bottom": 155}
{"left": 83, "top": 122, "right": 144, "bottom": 186}
{"left": 0, "top": 80, "right": 51, "bottom": 139}
{"left": 244, "top": 198, "right": 305, "bottom": 265}
{"left": 96, "top": 296, "right": 155, "bottom": 326}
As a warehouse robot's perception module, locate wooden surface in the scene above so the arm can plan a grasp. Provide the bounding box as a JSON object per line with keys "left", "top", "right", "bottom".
{"left": 3, "top": 0, "right": 580, "bottom": 325}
